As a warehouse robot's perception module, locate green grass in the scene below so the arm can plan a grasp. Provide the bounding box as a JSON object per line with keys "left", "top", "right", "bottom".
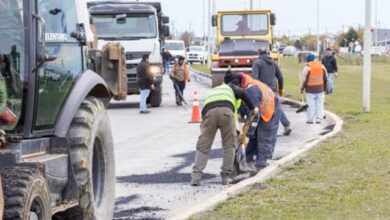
{"left": 191, "top": 63, "right": 211, "bottom": 75}
{"left": 192, "top": 57, "right": 390, "bottom": 219}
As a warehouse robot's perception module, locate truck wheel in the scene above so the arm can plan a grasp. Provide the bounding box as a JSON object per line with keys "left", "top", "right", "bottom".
{"left": 66, "top": 96, "right": 115, "bottom": 220}
{"left": 149, "top": 88, "right": 162, "bottom": 107}
{"left": 0, "top": 167, "right": 51, "bottom": 220}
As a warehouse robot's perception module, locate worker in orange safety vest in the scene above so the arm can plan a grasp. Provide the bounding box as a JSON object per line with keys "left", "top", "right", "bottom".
{"left": 225, "top": 72, "right": 282, "bottom": 175}
{"left": 300, "top": 53, "right": 328, "bottom": 124}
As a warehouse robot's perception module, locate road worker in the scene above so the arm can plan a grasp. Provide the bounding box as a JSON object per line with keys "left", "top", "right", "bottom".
{"left": 170, "top": 56, "right": 190, "bottom": 106}
{"left": 300, "top": 53, "right": 328, "bottom": 124}
{"left": 252, "top": 47, "right": 292, "bottom": 136}
{"left": 191, "top": 72, "right": 257, "bottom": 186}
{"left": 225, "top": 72, "right": 281, "bottom": 174}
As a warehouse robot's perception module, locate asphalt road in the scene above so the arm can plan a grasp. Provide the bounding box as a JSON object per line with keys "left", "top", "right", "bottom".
{"left": 108, "top": 72, "right": 333, "bottom": 220}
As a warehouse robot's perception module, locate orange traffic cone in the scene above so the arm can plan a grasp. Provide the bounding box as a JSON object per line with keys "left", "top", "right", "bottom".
{"left": 189, "top": 91, "right": 202, "bottom": 123}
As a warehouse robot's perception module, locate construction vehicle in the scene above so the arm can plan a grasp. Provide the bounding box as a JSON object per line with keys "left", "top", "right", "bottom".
{"left": 0, "top": 0, "right": 127, "bottom": 219}
{"left": 88, "top": 1, "right": 170, "bottom": 107}
{"left": 210, "top": 10, "right": 279, "bottom": 87}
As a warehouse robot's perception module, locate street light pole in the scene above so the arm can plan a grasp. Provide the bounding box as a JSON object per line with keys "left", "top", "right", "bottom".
{"left": 316, "top": 0, "right": 320, "bottom": 56}
{"left": 363, "top": 0, "right": 372, "bottom": 112}
{"left": 207, "top": 0, "right": 212, "bottom": 67}
{"left": 375, "top": 0, "right": 378, "bottom": 47}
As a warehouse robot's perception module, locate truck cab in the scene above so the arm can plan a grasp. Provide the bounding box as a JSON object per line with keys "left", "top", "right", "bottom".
{"left": 88, "top": 1, "right": 170, "bottom": 107}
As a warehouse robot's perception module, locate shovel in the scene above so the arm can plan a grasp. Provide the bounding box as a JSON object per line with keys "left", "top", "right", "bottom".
{"left": 232, "top": 107, "right": 259, "bottom": 177}
{"left": 296, "top": 93, "right": 309, "bottom": 113}
{"left": 170, "top": 77, "right": 188, "bottom": 106}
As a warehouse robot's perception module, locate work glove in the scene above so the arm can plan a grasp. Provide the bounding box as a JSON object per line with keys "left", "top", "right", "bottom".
{"left": 278, "top": 89, "right": 284, "bottom": 97}
{"left": 238, "top": 133, "right": 247, "bottom": 145}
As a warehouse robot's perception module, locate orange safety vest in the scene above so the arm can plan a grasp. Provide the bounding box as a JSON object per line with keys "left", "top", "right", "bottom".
{"left": 307, "top": 61, "right": 324, "bottom": 86}
{"left": 173, "top": 63, "right": 189, "bottom": 82}
{"left": 240, "top": 74, "right": 275, "bottom": 122}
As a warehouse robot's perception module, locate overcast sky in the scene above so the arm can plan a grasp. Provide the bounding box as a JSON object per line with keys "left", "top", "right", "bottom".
{"left": 140, "top": 0, "right": 390, "bottom": 37}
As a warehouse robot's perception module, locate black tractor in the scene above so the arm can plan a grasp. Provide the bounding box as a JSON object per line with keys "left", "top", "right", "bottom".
{"left": 0, "top": 0, "right": 127, "bottom": 219}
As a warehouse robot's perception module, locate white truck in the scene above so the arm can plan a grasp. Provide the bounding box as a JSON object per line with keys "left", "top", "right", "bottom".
{"left": 187, "top": 45, "right": 208, "bottom": 64}
{"left": 88, "top": 1, "right": 170, "bottom": 107}
{"left": 164, "top": 40, "right": 186, "bottom": 64}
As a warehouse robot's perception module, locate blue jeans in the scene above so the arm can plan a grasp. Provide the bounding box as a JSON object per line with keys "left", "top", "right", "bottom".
{"left": 306, "top": 92, "right": 325, "bottom": 123}
{"left": 246, "top": 98, "right": 281, "bottom": 167}
{"left": 163, "top": 61, "right": 170, "bottom": 74}
{"left": 139, "top": 89, "right": 151, "bottom": 111}
{"left": 327, "top": 73, "right": 335, "bottom": 94}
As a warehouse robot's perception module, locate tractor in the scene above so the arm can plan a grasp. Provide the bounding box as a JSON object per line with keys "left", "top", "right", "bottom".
{"left": 0, "top": 0, "right": 126, "bottom": 219}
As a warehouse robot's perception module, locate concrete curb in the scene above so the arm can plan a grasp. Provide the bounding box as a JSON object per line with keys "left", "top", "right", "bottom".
{"left": 169, "top": 70, "right": 344, "bottom": 220}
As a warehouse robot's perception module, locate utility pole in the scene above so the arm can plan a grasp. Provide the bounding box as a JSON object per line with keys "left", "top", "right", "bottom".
{"left": 203, "top": 0, "right": 205, "bottom": 41}
{"left": 207, "top": 0, "right": 212, "bottom": 67}
{"left": 316, "top": 0, "right": 320, "bottom": 56}
{"left": 363, "top": 0, "right": 372, "bottom": 112}
{"left": 375, "top": 0, "right": 378, "bottom": 47}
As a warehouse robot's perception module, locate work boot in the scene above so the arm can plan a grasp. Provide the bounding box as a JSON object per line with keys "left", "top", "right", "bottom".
{"left": 139, "top": 110, "right": 151, "bottom": 114}
{"left": 221, "top": 174, "right": 234, "bottom": 185}
{"left": 191, "top": 179, "right": 201, "bottom": 186}
{"left": 191, "top": 172, "right": 202, "bottom": 186}
{"left": 175, "top": 96, "right": 180, "bottom": 106}
{"left": 283, "top": 126, "right": 292, "bottom": 136}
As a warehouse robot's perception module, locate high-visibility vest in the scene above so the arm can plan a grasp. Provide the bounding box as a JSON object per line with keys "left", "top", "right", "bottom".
{"left": 204, "top": 83, "right": 241, "bottom": 117}
{"left": 307, "top": 61, "right": 324, "bottom": 86}
{"left": 241, "top": 74, "right": 275, "bottom": 122}
{"left": 173, "top": 63, "right": 189, "bottom": 81}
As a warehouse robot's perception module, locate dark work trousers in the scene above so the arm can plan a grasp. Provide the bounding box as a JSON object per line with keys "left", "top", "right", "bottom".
{"left": 280, "top": 106, "right": 291, "bottom": 127}
{"left": 246, "top": 98, "right": 281, "bottom": 168}
{"left": 276, "top": 94, "right": 290, "bottom": 127}
{"left": 174, "top": 80, "right": 186, "bottom": 101}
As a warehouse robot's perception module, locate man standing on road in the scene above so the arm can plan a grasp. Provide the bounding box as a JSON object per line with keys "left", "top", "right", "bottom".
{"left": 252, "top": 47, "right": 292, "bottom": 136}
{"left": 322, "top": 48, "right": 338, "bottom": 94}
{"left": 170, "top": 56, "right": 190, "bottom": 106}
{"left": 137, "top": 54, "right": 154, "bottom": 114}
{"left": 300, "top": 53, "right": 328, "bottom": 124}
{"left": 226, "top": 72, "right": 282, "bottom": 174}
{"left": 161, "top": 48, "right": 171, "bottom": 75}
{"left": 191, "top": 72, "right": 256, "bottom": 186}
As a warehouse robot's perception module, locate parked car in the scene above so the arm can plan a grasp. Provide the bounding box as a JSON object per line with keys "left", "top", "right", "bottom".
{"left": 187, "top": 46, "right": 208, "bottom": 64}
{"left": 165, "top": 40, "right": 186, "bottom": 64}
{"left": 282, "top": 46, "right": 298, "bottom": 57}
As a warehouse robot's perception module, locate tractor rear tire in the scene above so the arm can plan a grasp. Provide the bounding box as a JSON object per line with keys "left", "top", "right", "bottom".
{"left": 0, "top": 167, "right": 52, "bottom": 220}
{"left": 66, "top": 96, "right": 115, "bottom": 220}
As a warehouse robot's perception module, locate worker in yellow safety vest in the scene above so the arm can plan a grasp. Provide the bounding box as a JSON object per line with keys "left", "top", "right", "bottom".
{"left": 191, "top": 72, "right": 257, "bottom": 186}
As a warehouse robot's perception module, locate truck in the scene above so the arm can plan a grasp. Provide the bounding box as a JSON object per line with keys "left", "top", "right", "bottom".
{"left": 0, "top": 0, "right": 127, "bottom": 219}
{"left": 88, "top": 1, "right": 170, "bottom": 107}
{"left": 210, "top": 10, "right": 279, "bottom": 87}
